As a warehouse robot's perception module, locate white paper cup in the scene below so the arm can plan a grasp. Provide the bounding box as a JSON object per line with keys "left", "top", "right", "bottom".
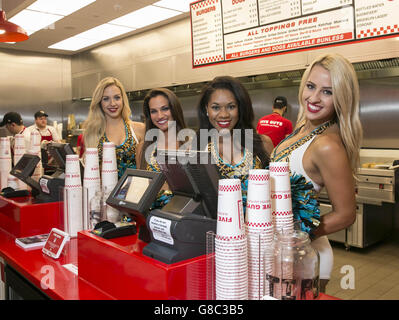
{"left": 29, "top": 131, "right": 41, "bottom": 154}
{"left": 246, "top": 169, "right": 272, "bottom": 227}
{"left": 13, "top": 134, "right": 26, "bottom": 161}
{"left": 0, "top": 137, "right": 11, "bottom": 157}
{"left": 63, "top": 187, "right": 83, "bottom": 237}
{"left": 101, "top": 142, "right": 118, "bottom": 191}
{"left": 65, "top": 154, "right": 82, "bottom": 187}
{"left": 84, "top": 148, "right": 101, "bottom": 182}
{"left": 215, "top": 236, "right": 248, "bottom": 300}
{"left": 216, "top": 179, "right": 245, "bottom": 238}
{"left": 270, "top": 162, "right": 291, "bottom": 193}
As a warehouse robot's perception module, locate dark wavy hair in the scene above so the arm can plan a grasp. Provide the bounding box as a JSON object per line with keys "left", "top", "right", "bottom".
{"left": 140, "top": 87, "right": 187, "bottom": 168}
{"left": 196, "top": 76, "right": 269, "bottom": 167}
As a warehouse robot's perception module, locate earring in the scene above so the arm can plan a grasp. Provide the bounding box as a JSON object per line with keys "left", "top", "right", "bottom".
{"left": 206, "top": 111, "right": 209, "bottom": 116}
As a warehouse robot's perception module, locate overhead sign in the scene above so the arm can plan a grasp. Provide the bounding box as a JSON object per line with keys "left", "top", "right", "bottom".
{"left": 190, "top": 0, "right": 399, "bottom": 67}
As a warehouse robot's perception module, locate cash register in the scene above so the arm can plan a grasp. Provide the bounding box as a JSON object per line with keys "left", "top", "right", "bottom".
{"left": 107, "top": 149, "right": 219, "bottom": 264}
{"left": 144, "top": 149, "right": 218, "bottom": 263}
{"left": 143, "top": 150, "right": 219, "bottom": 264}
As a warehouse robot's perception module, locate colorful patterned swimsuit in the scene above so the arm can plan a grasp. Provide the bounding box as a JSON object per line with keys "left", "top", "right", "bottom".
{"left": 146, "top": 144, "right": 174, "bottom": 209}
{"left": 208, "top": 141, "right": 263, "bottom": 210}
{"left": 98, "top": 120, "right": 138, "bottom": 179}
{"left": 270, "top": 119, "right": 336, "bottom": 234}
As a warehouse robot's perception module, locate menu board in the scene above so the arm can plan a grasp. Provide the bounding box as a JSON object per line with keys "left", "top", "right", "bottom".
{"left": 190, "top": 0, "right": 399, "bottom": 67}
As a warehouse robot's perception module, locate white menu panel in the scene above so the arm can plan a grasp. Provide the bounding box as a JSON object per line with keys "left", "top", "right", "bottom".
{"left": 191, "top": 0, "right": 224, "bottom": 66}
{"left": 190, "top": 0, "right": 398, "bottom": 67}
{"left": 355, "top": 0, "right": 399, "bottom": 39}
{"left": 302, "top": 0, "right": 353, "bottom": 15}
{"left": 258, "top": 0, "right": 301, "bottom": 25}
{"left": 224, "top": 7, "right": 354, "bottom": 60}
{"left": 222, "top": 0, "right": 258, "bottom": 34}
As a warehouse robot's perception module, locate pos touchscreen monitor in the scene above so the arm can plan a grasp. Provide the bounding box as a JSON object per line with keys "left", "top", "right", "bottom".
{"left": 46, "top": 142, "right": 84, "bottom": 179}
{"left": 106, "top": 169, "right": 166, "bottom": 226}
{"left": 10, "top": 154, "right": 42, "bottom": 195}
{"left": 142, "top": 149, "right": 219, "bottom": 264}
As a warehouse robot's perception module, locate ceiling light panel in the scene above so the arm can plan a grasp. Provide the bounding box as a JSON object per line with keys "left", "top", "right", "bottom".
{"left": 78, "top": 24, "right": 135, "bottom": 41}
{"left": 110, "top": 5, "right": 181, "bottom": 29}
{"left": 49, "top": 24, "right": 135, "bottom": 51}
{"left": 49, "top": 37, "right": 100, "bottom": 51}
{"left": 27, "top": 0, "right": 96, "bottom": 16}
{"left": 153, "top": 0, "right": 193, "bottom": 12}
{"left": 9, "top": 10, "right": 64, "bottom": 35}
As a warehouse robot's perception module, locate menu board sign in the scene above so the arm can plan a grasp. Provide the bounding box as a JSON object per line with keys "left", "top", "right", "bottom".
{"left": 190, "top": 0, "right": 399, "bottom": 67}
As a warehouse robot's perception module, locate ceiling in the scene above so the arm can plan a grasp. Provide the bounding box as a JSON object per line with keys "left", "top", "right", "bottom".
{"left": 0, "top": 0, "right": 189, "bottom": 55}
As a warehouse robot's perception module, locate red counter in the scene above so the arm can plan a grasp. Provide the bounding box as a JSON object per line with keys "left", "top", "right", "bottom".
{"left": 78, "top": 230, "right": 209, "bottom": 300}
{"left": 0, "top": 196, "right": 339, "bottom": 300}
{"left": 0, "top": 226, "right": 339, "bottom": 300}
{"left": 0, "top": 227, "right": 113, "bottom": 300}
{"left": 0, "top": 195, "right": 63, "bottom": 238}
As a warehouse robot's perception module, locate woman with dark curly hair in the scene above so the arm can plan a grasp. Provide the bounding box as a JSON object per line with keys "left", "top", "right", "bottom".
{"left": 195, "top": 76, "right": 272, "bottom": 207}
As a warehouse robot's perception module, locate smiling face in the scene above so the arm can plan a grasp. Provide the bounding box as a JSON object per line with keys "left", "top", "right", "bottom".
{"left": 101, "top": 85, "right": 123, "bottom": 120}
{"left": 302, "top": 64, "right": 336, "bottom": 126}
{"left": 148, "top": 94, "right": 174, "bottom": 132}
{"left": 206, "top": 89, "right": 239, "bottom": 132}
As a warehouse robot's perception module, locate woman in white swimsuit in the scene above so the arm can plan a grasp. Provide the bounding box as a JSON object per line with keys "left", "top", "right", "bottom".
{"left": 270, "top": 53, "right": 363, "bottom": 292}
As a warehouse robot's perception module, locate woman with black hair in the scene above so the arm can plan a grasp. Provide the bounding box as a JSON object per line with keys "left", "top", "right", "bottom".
{"left": 137, "top": 87, "right": 189, "bottom": 209}
{"left": 196, "top": 76, "right": 273, "bottom": 207}
{"left": 138, "top": 87, "right": 187, "bottom": 171}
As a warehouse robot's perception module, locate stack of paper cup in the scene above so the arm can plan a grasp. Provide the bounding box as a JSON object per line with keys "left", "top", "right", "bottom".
{"left": 83, "top": 148, "right": 101, "bottom": 229}
{"left": 101, "top": 142, "right": 120, "bottom": 223}
{"left": 30, "top": 130, "right": 41, "bottom": 154}
{"left": 245, "top": 169, "right": 274, "bottom": 299}
{"left": 13, "top": 134, "right": 27, "bottom": 189}
{"left": 0, "top": 137, "right": 12, "bottom": 190}
{"left": 215, "top": 179, "right": 248, "bottom": 300}
{"left": 64, "top": 154, "right": 83, "bottom": 237}
{"left": 270, "top": 162, "right": 294, "bottom": 234}
{"left": 29, "top": 130, "right": 43, "bottom": 181}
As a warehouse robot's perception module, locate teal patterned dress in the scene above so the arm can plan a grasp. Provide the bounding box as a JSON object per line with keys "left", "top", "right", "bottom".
{"left": 98, "top": 120, "right": 137, "bottom": 179}
{"left": 270, "top": 120, "right": 336, "bottom": 234}
{"left": 208, "top": 141, "right": 263, "bottom": 211}
{"left": 146, "top": 144, "right": 174, "bottom": 209}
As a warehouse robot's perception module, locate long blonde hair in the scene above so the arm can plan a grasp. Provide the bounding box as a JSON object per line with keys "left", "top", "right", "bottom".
{"left": 83, "top": 77, "right": 131, "bottom": 148}
{"left": 296, "top": 53, "right": 363, "bottom": 173}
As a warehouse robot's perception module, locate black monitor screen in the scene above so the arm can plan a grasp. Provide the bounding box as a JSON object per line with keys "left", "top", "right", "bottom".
{"left": 106, "top": 169, "right": 166, "bottom": 225}
{"left": 114, "top": 175, "right": 152, "bottom": 204}
{"left": 10, "top": 154, "right": 41, "bottom": 193}
{"left": 47, "top": 142, "right": 75, "bottom": 170}
{"left": 156, "top": 150, "right": 220, "bottom": 219}
{"left": 11, "top": 154, "right": 40, "bottom": 180}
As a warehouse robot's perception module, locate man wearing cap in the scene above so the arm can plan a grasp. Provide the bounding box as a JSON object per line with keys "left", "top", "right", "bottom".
{"left": 0, "top": 112, "right": 31, "bottom": 151}
{"left": 27, "top": 110, "right": 61, "bottom": 144}
{"left": 256, "top": 96, "right": 293, "bottom": 147}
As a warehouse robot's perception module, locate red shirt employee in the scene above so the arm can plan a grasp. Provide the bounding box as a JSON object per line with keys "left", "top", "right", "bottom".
{"left": 257, "top": 96, "right": 293, "bottom": 147}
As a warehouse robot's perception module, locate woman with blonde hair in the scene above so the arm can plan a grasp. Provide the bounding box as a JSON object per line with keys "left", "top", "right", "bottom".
{"left": 270, "top": 53, "right": 362, "bottom": 292}
{"left": 83, "top": 77, "right": 145, "bottom": 178}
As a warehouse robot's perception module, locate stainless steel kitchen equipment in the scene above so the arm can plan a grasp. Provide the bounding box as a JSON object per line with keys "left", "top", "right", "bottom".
{"left": 319, "top": 149, "right": 399, "bottom": 249}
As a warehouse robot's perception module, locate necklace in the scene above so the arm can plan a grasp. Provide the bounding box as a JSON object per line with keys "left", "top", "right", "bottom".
{"left": 271, "top": 119, "right": 336, "bottom": 163}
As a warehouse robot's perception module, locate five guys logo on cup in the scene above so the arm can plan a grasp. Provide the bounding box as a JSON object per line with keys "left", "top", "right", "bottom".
{"left": 216, "top": 179, "right": 245, "bottom": 238}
